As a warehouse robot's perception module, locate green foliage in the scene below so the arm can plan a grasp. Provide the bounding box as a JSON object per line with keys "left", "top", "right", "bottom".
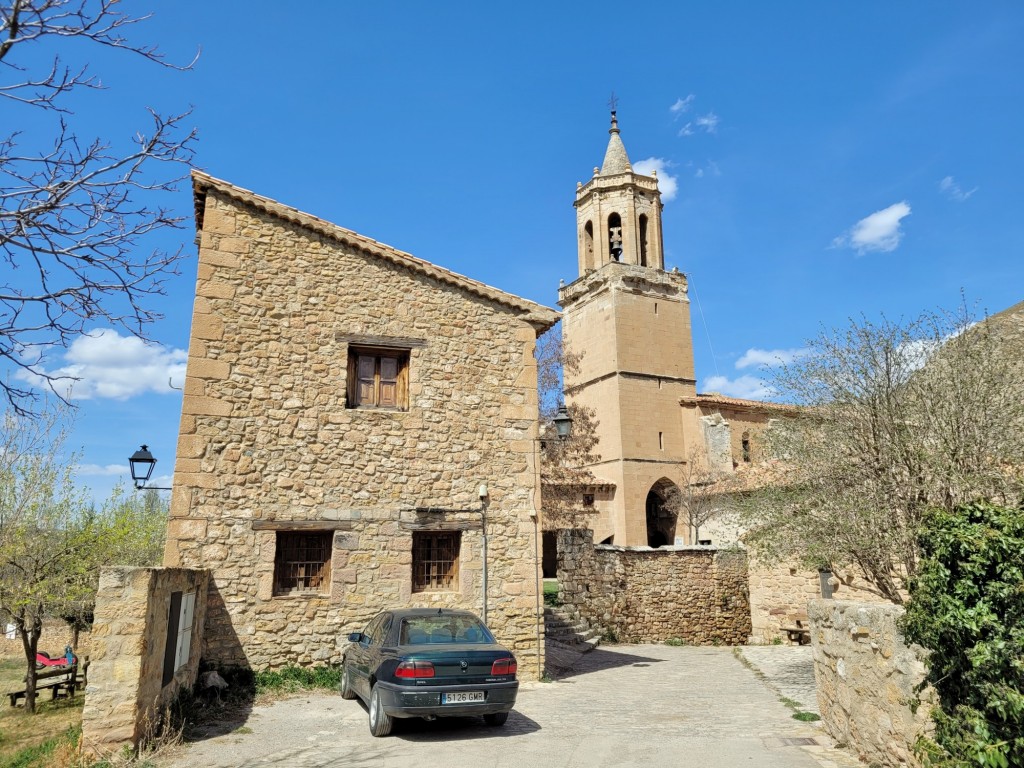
{"left": 254, "top": 665, "right": 342, "bottom": 695}
{"left": 902, "top": 501, "right": 1024, "bottom": 767}
{"left": 664, "top": 637, "right": 685, "bottom": 647}
{"left": 791, "top": 711, "right": 820, "bottom": 722}
{"left": 542, "top": 580, "right": 560, "bottom": 607}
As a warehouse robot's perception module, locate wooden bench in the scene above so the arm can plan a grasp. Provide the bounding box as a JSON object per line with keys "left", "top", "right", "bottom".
{"left": 780, "top": 614, "right": 811, "bottom": 645}
{"left": 7, "top": 658, "right": 89, "bottom": 707}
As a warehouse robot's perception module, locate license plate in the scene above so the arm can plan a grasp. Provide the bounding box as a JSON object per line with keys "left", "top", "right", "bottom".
{"left": 443, "top": 691, "right": 484, "bottom": 704}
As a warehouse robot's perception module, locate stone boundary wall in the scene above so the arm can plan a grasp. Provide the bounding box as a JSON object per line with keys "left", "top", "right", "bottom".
{"left": 809, "top": 599, "right": 934, "bottom": 768}
{"left": 82, "top": 567, "right": 209, "bottom": 757}
{"left": 750, "top": 562, "right": 891, "bottom": 643}
{"left": 556, "top": 529, "right": 751, "bottom": 644}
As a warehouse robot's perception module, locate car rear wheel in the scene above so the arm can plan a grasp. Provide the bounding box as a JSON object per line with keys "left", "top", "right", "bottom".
{"left": 339, "top": 666, "right": 355, "bottom": 700}
{"left": 368, "top": 684, "right": 394, "bottom": 737}
{"left": 484, "top": 712, "right": 508, "bottom": 727}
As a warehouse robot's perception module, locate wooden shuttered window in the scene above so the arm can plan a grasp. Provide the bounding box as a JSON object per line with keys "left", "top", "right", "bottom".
{"left": 347, "top": 348, "right": 409, "bottom": 410}
{"left": 412, "top": 531, "right": 461, "bottom": 593}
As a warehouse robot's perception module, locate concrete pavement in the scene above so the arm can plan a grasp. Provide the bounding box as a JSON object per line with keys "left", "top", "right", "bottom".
{"left": 160, "top": 645, "right": 859, "bottom": 768}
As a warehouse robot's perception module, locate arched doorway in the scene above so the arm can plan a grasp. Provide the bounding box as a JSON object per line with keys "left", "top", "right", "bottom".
{"left": 645, "top": 478, "right": 679, "bottom": 548}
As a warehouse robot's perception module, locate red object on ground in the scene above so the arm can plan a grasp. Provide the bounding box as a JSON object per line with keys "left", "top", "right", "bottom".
{"left": 35, "top": 651, "right": 74, "bottom": 668}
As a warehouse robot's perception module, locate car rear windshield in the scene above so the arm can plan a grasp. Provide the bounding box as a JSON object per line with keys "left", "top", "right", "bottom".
{"left": 398, "top": 615, "right": 495, "bottom": 645}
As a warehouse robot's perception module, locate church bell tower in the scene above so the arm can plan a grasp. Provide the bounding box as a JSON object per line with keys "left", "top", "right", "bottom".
{"left": 558, "top": 112, "right": 700, "bottom": 547}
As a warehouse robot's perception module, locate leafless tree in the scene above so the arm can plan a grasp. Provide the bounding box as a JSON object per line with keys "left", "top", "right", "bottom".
{"left": 673, "top": 449, "right": 726, "bottom": 544}
{"left": 738, "top": 304, "right": 1024, "bottom": 603}
{"left": 0, "top": 0, "right": 197, "bottom": 415}
{"left": 535, "top": 326, "right": 602, "bottom": 528}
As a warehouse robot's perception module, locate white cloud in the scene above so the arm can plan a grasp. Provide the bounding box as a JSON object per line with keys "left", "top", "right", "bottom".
{"left": 694, "top": 112, "right": 719, "bottom": 133}
{"left": 701, "top": 375, "right": 774, "bottom": 400}
{"left": 17, "top": 329, "right": 187, "bottom": 400}
{"left": 77, "top": 463, "right": 130, "bottom": 477}
{"left": 938, "top": 175, "right": 977, "bottom": 202}
{"left": 670, "top": 95, "right": 695, "bottom": 115}
{"left": 633, "top": 157, "right": 679, "bottom": 202}
{"left": 735, "top": 347, "right": 808, "bottom": 369}
{"left": 832, "top": 201, "right": 912, "bottom": 254}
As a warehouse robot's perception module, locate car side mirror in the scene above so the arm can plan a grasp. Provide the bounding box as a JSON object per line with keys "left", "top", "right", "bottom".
{"left": 348, "top": 632, "right": 363, "bottom": 643}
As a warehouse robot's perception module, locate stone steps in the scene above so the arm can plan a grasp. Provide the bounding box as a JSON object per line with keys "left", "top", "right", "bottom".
{"left": 544, "top": 606, "right": 600, "bottom": 651}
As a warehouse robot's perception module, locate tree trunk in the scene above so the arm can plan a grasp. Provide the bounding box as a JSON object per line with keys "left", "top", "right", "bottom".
{"left": 17, "top": 615, "right": 42, "bottom": 714}
{"left": 70, "top": 622, "right": 80, "bottom": 651}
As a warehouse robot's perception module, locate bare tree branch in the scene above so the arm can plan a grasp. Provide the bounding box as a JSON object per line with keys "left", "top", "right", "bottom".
{"left": 0, "top": 0, "right": 197, "bottom": 415}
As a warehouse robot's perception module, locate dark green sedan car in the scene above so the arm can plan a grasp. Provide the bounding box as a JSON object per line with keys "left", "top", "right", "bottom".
{"left": 340, "top": 608, "right": 519, "bottom": 736}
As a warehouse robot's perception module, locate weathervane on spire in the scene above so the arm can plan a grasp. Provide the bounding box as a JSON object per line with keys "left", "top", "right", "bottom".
{"left": 608, "top": 91, "right": 619, "bottom": 114}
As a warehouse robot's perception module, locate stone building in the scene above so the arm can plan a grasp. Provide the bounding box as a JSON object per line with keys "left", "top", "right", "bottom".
{"left": 165, "top": 171, "right": 558, "bottom": 677}
{"left": 557, "top": 113, "right": 786, "bottom": 549}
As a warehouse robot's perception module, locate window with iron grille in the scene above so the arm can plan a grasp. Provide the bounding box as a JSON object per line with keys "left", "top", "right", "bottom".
{"left": 412, "top": 531, "right": 460, "bottom": 593}
{"left": 273, "top": 531, "right": 333, "bottom": 596}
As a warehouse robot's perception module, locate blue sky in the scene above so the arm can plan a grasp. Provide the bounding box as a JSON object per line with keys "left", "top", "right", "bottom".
{"left": 4, "top": 2, "right": 1023, "bottom": 502}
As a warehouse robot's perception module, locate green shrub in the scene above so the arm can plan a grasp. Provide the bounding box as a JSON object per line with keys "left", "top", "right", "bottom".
{"left": 902, "top": 501, "right": 1024, "bottom": 768}
{"left": 254, "top": 665, "right": 342, "bottom": 695}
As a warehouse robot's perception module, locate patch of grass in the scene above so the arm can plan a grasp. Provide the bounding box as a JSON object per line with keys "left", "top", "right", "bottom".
{"left": 664, "top": 638, "right": 685, "bottom": 647}
{"left": 232, "top": 726, "right": 253, "bottom": 735}
{"left": 770, "top": 636, "right": 784, "bottom": 645}
{"left": 254, "top": 665, "right": 341, "bottom": 695}
{"left": 0, "top": 724, "right": 79, "bottom": 768}
{"left": 792, "top": 711, "right": 821, "bottom": 722}
{"left": 542, "top": 581, "right": 560, "bottom": 607}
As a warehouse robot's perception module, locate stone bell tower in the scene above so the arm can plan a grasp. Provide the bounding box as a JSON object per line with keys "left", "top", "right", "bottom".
{"left": 558, "top": 112, "right": 700, "bottom": 547}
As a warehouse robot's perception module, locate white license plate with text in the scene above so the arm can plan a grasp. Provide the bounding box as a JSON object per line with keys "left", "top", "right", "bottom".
{"left": 443, "top": 691, "right": 484, "bottom": 704}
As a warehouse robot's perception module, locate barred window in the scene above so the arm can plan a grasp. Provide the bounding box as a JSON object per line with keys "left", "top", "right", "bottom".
{"left": 412, "top": 531, "right": 460, "bottom": 593}
{"left": 273, "top": 531, "right": 332, "bottom": 596}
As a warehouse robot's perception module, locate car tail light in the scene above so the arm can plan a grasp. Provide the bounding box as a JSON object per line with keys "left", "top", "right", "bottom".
{"left": 491, "top": 658, "right": 517, "bottom": 676}
{"left": 395, "top": 660, "right": 435, "bottom": 679}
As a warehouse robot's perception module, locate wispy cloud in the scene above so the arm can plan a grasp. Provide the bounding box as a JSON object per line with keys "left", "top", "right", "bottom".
{"left": 76, "top": 463, "right": 130, "bottom": 477}
{"left": 670, "top": 95, "right": 695, "bottom": 115}
{"left": 17, "top": 329, "right": 187, "bottom": 400}
{"left": 735, "top": 348, "right": 807, "bottom": 369}
{"left": 701, "top": 375, "right": 774, "bottom": 400}
{"left": 670, "top": 95, "right": 719, "bottom": 137}
{"left": 693, "top": 159, "right": 721, "bottom": 179}
{"left": 633, "top": 157, "right": 679, "bottom": 202}
{"left": 832, "top": 201, "right": 912, "bottom": 254}
{"left": 938, "top": 175, "right": 977, "bottom": 202}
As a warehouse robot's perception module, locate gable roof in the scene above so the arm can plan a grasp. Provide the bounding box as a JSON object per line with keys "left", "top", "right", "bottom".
{"left": 191, "top": 170, "right": 560, "bottom": 332}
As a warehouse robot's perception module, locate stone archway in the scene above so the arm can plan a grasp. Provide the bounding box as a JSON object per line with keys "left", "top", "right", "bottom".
{"left": 645, "top": 478, "right": 679, "bottom": 548}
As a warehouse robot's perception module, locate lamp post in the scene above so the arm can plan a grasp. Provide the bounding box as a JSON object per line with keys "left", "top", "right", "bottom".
{"left": 532, "top": 403, "right": 573, "bottom": 679}
{"left": 128, "top": 445, "right": 172, "bottom": 491}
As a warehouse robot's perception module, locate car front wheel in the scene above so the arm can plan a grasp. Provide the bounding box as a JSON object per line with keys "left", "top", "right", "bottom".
{"left": 484, "top": 712, "right": 509, "bottom": 727}
{"left": 339, "top": 666, "right": 355, "bottom": 700}
{"left": 368, "top": 684, "right": 394, "bottom": 737}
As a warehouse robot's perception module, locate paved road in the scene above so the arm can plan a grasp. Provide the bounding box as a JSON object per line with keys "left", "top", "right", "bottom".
{"left": 162, "top": 645, "right": 860, "bottom": 768}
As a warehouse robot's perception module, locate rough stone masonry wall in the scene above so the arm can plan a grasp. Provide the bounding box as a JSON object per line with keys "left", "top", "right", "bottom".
{"left": 556, "top": 529, "right": 751, "bottom": 643}
{"left": 82, "top": 567, "right": 209, "bottom": 756}
{"left": 749, "top": 561, "right": 891, "bottom": 643}
{"left": 809, "top": 599, "right": 934, "bottom": 768}
{"left": 167, "top": 191, "right": 546, "bottom": 678}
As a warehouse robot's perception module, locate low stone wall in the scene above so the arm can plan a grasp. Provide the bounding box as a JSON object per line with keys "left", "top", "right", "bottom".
{"left": 809, "top": 599, "right": 934, "bottom": 768}
{"left": 556, "top": 529, "right": 751, "bottom": 644}
{"left": 750, "top": 561, "right": 890, "bottom": 643}
{"left": 82, "top": 567, "right": 209, "bottom": 757}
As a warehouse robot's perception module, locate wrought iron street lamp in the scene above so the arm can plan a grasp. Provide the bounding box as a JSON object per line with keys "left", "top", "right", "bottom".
{"left": 128, "top": 445, "right": 172, "bottom": 490}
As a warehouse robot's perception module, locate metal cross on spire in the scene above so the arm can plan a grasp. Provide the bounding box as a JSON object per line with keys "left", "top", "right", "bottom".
{"left": 608, "top": 91, "right": 619, "bottom": 113}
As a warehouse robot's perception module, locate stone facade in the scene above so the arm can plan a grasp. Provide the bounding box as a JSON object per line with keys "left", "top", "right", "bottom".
{"left": 809, "top": 599, "right": 934, "bottom": 768}
{"left": 82, "top": 567, "right": 208, "bottom": 755}
{"left": 747, "top": 561, "right": 892, "bottom": 643}
{"left": 166, "top": 173, "right": 558, "bottom": 679}
{"left": 556, "top": 529, "right": 751, "bottom": 644}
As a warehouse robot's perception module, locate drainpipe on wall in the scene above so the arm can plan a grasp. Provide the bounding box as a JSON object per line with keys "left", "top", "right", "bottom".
{"left": 478, "top": 485, "right": 489, "bottom": 627}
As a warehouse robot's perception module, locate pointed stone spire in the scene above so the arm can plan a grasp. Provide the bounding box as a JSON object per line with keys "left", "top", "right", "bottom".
{"left": 600, "top": 111, "right": 632, "bottom": 175}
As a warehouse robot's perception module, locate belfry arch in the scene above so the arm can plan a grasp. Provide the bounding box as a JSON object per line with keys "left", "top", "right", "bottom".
{"left": 645, "top": 478, "right": 680, "bottom": 548}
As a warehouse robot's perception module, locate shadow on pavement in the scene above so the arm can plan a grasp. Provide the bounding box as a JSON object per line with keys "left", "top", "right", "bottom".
{"left": 549, "top": 646, "right": 666, "bottom": 681}
{"left": 393, "top": 709, "right": 541, "bottom": 741}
